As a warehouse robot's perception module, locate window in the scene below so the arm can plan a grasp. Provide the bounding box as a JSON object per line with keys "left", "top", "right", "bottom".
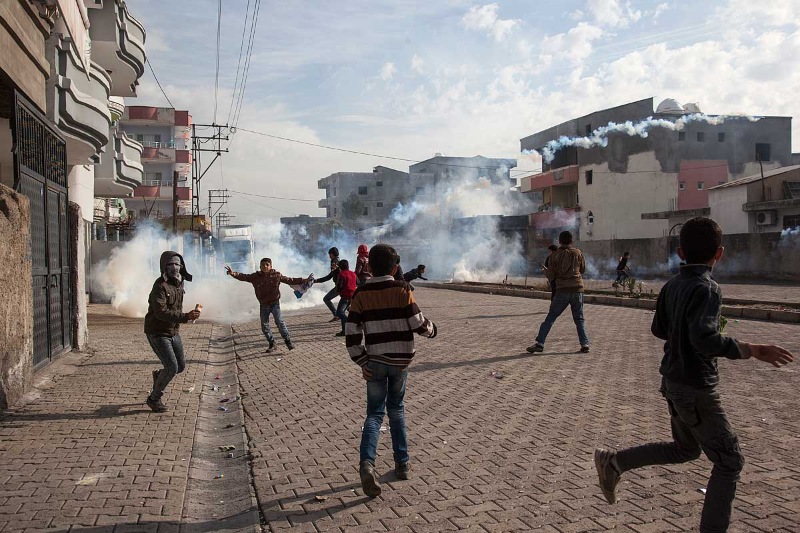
{"left": 585, "top": 124, "right": 592, "bottom": 135}
{"left": 678, "top": 131, "right": 686, "bottom": 141}
{"left": 679, "top": 182, "right": 686, "bottom": 191}
{"left": 784, "top": 214, "right": 800, "bottom": 230}
{"left": 333, "top": 187, "right": 337, "bottom": 196}
{"left": 334, "top": 207, "right": 338, "bottom": 215}
{"left": 587, "top": 211, "right": 594, "bottom": 224}
{"left": 377, "top": 202, "right": 383, "bottom": 207}
{"left": 718, "top": 132, "right": 726, "bottom": 142}
{"left": 585, "top": 169, "right": 593, "bottom": 185}
{"left": 416, "top": 187, "right": 424, "bottom": 194}
{"left": 376, "top": 181, "right": 383, "bottom": 187}
{"left": 697, "top": 181, "right": 704, "bottom": 190}
{"left": 362, "top": 207, "right": 369, "bottom": 216}
{"left": 755, "top": 143, "right": 772, "bottom": 161}
{"left": 697, "top": 132, "right": 705, "bottom": 142}
{"left": 358, "top": 186, "right": 368, "bottom": 195}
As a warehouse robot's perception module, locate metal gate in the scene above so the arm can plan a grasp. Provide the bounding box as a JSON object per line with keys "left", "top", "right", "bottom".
{"left": 12, "top": 90, "right": 72, "bottom": 367}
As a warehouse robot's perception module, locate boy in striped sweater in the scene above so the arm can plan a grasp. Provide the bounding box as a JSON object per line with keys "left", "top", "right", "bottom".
{"left": 346, "top": 244, "right": 438, "bottom": 498}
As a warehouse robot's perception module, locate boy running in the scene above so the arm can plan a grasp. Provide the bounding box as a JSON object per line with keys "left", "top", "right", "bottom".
{"left": 346, "top": 244, "right": 438, "bottom": 498}
{"left": 225, "top": 258, "right": 310, "bottom": 352}
{"left": 594, "top": 217, "right": 794, "bottom": 532}
{"left": 333, "top": 259, "right": 357, "bottom": 336}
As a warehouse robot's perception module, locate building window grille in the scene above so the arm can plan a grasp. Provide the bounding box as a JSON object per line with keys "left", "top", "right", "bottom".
{"left": 679, "top": 182, "right": 686, "bottom": 191}
{"left": 678, "top": 131, "right": 686, "bottom": 141}
{"left": 587, "top": 211, "right": 594, "bottom": 224}
{"left": 784, "top": 214, "right": 800, "bottom": 229}
{"left": 358, "top": 186, "right": 368, "bottom": 195}
{"left": 585, "top": 169, "right": 593, "bottom": 185}
{"left": 697, "top": 132, "right": 705, "bottom": 142}
{"left": 755, "top": 143, "right": 772, "bottom": 162}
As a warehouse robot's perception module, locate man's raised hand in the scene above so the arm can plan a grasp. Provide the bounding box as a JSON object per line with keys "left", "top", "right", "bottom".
{"left": 225, "top": 265, "right": 233, "bottom": 276}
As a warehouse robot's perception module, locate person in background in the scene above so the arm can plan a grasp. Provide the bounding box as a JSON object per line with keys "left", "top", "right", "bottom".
{"left": 144, "top": 251, "right": 201, "bottom": 413}
{"left": 225, "top": 258, "right": 310, "bottom": 352}
{"left": 355, "top": 244, "right": 371, "bottom": 286}
{"left": 403, "top": 265, "right": 428, "bottom": 283}
{"left": 334, "top": 259, "right": 357, "bottom": 337}
{"left": 315, "top": 247, "right": 341, "bottom": 323}
{"left": 346, "top": 244, "right": 437, "bottom": 498}
{"left": 613, "top": 251, "right": 631, "bottom": 287}
{"left": 594, "top": 217, "right": 794, "bottom": 533}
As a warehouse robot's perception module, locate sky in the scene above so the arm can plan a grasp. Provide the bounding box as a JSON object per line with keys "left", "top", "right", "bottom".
{"left": 128, "top": 0, "right": 800, "bottom": 223}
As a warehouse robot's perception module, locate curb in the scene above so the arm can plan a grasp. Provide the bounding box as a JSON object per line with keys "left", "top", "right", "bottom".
{"left": 420, "top": 283, "right": 800, "bottom": 324}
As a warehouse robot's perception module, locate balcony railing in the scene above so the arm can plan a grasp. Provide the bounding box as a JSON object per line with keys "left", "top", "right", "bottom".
{"left": 139, "top": 140, "right": 176, "bottom": 148}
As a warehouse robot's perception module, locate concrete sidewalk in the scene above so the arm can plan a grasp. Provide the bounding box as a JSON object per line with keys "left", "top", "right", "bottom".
{"left": 0, "top": 305, "right": 258, "bottom": 533}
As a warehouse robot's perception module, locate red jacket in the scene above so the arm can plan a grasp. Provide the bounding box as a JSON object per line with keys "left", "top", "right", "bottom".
{"left": 337, "top": 270, "right": 357, "bottom": 299}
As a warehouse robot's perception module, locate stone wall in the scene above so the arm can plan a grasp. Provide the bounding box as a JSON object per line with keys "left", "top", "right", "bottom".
{"left": 0, "top": 184, "right": 33, "bottom": 409}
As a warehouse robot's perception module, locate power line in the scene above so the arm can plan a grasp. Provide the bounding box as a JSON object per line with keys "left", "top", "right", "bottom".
{"left": 233, "top": 192, "right": 299, "bottom": 216}
{"left": 227, "top": 189, "right": 318, "bottom": 202}
{"left": 230, "top": 0, "right": 262, "bottom": 131}
{"left": 213, "top": 0, "right": 222, "bottom": 123}
{"left": 146, "top": 59, "right": 174, "bottom": 108}
{"left": 226, "top": 0, "right": 252, "bottom": 125}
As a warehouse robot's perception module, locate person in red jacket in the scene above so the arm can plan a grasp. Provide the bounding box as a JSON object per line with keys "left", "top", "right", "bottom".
{"left": 355, "top": 244, "right": 371, "bottom": 286}
{"left": 334, "top": 259, "right": 357, "bottom": 336}
{"left": 225, "top": 258, "right": 310, "bottom": 352}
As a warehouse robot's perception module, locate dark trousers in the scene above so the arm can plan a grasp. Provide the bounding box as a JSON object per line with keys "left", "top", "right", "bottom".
{"left": 615, "top": 380, "right": 744, "bottom": 533}
{"left": 147, "top": 334, "right": 186, "bottom": 401}
{"left": 336, "top": 297, "right": 350, "bottom": 332}
{"left": 323, "top": 287, "right": 339, "bottom": 316}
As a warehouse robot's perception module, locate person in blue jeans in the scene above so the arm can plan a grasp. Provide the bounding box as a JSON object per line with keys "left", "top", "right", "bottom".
{"left": 527, "top": 231, "right": 590, "bottom": 354}
{"left": 345, "top": 244, "right": 437, "bottom": 498}
{"left": 144, "top": 251, "right": 202, "bottom": 413}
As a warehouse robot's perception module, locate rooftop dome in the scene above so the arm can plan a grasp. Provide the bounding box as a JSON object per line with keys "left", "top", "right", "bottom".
{"left": 683, "top": 102, "right": 702, "bottom": 113}
{"left": 656, "top": 98, "right": 684, "bottom": 115}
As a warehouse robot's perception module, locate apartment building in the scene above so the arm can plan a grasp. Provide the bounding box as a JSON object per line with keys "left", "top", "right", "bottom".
{"left": 119, "top": 106, "right": 193, "bottom": 220}
{"left": 318, "top": 166, "right": 410, "bottom": 228}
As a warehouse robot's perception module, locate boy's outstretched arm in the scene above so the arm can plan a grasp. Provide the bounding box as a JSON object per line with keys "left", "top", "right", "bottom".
{"left": 225, "top": 266, "right": 255, "bottom": 282}
{"left": 737, "top": 342, "right": 794, "bottom": 367}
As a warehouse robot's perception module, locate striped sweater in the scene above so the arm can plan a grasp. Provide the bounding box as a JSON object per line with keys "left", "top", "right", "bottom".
{"left": 346, "top": 275, "right": 437, "bottom": 367}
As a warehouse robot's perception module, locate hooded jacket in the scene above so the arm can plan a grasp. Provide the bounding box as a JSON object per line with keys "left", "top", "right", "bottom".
{"left": 144, "top": 251, "right": 193, "bottom": 337}
{"left": 355, "top": 244, "right": 371, "bottom": 283}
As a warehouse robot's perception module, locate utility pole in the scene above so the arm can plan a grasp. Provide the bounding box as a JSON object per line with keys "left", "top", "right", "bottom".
{"left": 172, "top": 170, "right": 179, "bottom": 233}
{"left": 191, "top": 123, "right": 229, "bottom": 232}
{"left": 207, "top": 189, "right": 230, "bottom": 234}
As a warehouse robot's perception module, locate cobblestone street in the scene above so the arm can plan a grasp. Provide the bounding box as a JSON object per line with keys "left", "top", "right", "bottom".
{"left": 1, "top": 288, "right": 799, "bottom": 532}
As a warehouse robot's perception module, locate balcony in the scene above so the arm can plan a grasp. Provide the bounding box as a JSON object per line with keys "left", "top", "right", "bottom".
{"left": 529, "top": 207, "right": 581, "bottom": 229}
{"left": 520, "top": 165, "right": 579, "bottom": 192}
{"left": 49, "top": 35, "right": 112, "bottom": 164}
{"left": 123, "top": 106, "right": 177, "bottom": 125}
{"left": 87, "top": 0, "right": 146, "bottom": 97}
{"left": 95, "top": 129, "right": 144, "bottom": 196}
{"left": 133, "top": 184, "right": 192, "bottom": 201}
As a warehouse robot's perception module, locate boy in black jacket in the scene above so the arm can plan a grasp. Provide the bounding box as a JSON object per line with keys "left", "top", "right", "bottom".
{"left": 144, "top": 251, "right": 201, "bottom": 413}
{"left": 316, "top": 247, "right": 341, "bottom": 323}
{"left": 594, "top": 217, "right": 793, "bottom": 532}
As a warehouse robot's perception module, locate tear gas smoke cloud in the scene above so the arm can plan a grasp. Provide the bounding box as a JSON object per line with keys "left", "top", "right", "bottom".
{"left": 524, "top": 113, "right": 760, "bottom": 163}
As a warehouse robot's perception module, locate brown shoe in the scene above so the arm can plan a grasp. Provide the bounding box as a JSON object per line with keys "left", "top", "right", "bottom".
{"left": 594, "top": 448, "right": 621, "bottom": 504}
{"left": 359, "top": 461, "right": 382, "bottom": 498}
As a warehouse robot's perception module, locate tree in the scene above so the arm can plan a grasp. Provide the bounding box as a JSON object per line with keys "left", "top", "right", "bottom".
{"left": 341, "top": 192, "right": 365, "bottom": 225}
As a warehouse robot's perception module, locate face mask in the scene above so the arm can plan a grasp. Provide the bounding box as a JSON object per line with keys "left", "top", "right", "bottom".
{"left": 165, "top": 258, "right": 182, "bottom": 280}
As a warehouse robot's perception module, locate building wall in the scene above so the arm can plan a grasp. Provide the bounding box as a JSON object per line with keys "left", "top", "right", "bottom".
{"left": 578, "top": 152, "right": 675, "bottom": 240}
{"left": 677, "top": 160, "right": 729, "bottom": 210}
{"left": 319, "top": 167, "right": 411, "bottom": 227}
{"left": 68, "top": 165, "right": 95, "bottom": 223}
{"left": 709, "top": 186, "right": 749, "bottom": 235}
{"left": 0, "top": 1, "right": 51, "bottom": 113}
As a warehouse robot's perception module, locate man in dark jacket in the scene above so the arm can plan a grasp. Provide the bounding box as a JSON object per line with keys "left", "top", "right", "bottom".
{"left": 144, "top": 251, "right": 201, "bottom": 413}
{"left": 315, "top": 247, "right": 341, "bottom": 323}
{"left": 527, "top": 231, "right": 590, "bottom": 354}
{"left": 226, "top": 258, "right": 309, "bottom": 352}
{"left": 402, "top": 264, "right": 428, "bottom": 283}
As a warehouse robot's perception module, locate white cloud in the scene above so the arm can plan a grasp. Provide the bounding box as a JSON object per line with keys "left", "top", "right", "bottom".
{"left": 587, "top": 0, "right": 642, "bottom": 28}
{"left": 411, "top": 54, "right": 425, "bottom": 73}
{"left": 653, "top": 3, "right": 670, "bottom": 22}
{"left": 540, "top": 22, "right": 604, "bottom": 65}
{"left": 461, "top": 3, "right": 520, "bottom": 41}
{"left": 380, "top": 62, "right": 396, "bottom": 81}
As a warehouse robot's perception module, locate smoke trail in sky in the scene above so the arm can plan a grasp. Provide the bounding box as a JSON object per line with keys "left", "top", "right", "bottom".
{"left": 524, "top": 113, "right": 760, "bottom": 163}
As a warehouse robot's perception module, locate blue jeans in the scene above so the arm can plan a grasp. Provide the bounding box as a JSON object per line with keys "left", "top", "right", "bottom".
{"left": 535, "top": 291, "right": 589, "bottom": 347}
{"left": 336, "top": 297, "right": 350, "bottom": 332}
{"left": 260, "top": 302, "right": 290, "bottom": 345}
{"left": 360, "top": 362, "right": 410, "bottom": 465}
{"left": 146, "top": 334, "right": 186, "bottom": 401}
{"left": 323, "top": 287, "right": 339, "bottom": 316}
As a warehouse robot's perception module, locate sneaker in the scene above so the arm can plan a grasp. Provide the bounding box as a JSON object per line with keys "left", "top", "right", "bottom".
{"left": 146, "top": 396, "right": 168, "bottom": 413}
{"left": 152, "top": 369, "right": 160, "bottom": 392}
{"left": 334, "top": 331, "right": 346, "bottom": 337}
{"left": 594, "top": 448, "right": 621, "bottom": 504}
{"left": 266, "top": 342, "right": 276, "bottom": 353}
{"left": 328, "top": 316, "right": 339, "bottom": 323}
{"left": 526, "top": 343, "right": 544, "bottom": 353}
{"left": 286, "top": 340, "right": 295, "bottom": 351}
{"left": 580, "top": 345, "right": 590, "bottom": 353}
{"left": 359, "top": 461, "right": 382, "bottom": 498}
{"left": 395, "top": 461, "right": 410, "bottom": 480}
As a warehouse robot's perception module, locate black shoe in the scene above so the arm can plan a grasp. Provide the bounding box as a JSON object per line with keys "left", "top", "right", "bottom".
{"left": 286, "top": 341, "right": 295, "bottom": 350}
{"left": 266, "top": 342, "right": 276, "bottom": 353}
{"left": 334, "top": 331, "right": 346, "bottom": 337}
{"left": 152, "top": 369, "right": 160, "bottom": 392}
{"left": 594, "top": 448, "right": 621, "bottom": 504}
{"left": 146, "top": 397, "right": 168, "bottom": 413}
{"left": 359, "top": 461, "right": 382, "bottom": 498}
{"left": 580, "top": 345, "right": 590, "bottom": 353}
{"left": 395, "top": 461, "right": 410, "bottom": 480}
{"left": 526, "top": 343, "right": 544, "bottom": 353}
